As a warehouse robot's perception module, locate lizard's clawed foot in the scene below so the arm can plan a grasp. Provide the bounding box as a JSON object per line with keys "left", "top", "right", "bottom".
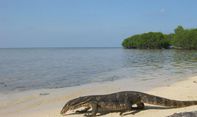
{"left": 84, "top": 114, "right": 96, "bottom": 117}
{"left": 84, "top": 112, "right": 96, "bottom": 117}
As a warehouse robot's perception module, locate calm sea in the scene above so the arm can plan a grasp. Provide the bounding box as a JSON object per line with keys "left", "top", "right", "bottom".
{"left": 0, "top": 48, "right": 197, "bottom": 92}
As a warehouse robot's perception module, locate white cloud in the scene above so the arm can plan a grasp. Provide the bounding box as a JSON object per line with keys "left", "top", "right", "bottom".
{"left": 160, "top": 8, "right": 166, "bottom": 13}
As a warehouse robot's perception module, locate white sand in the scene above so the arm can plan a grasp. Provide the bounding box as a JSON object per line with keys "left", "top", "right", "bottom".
{"left": 1, "top": 76, "right": 197, "bottom": 117}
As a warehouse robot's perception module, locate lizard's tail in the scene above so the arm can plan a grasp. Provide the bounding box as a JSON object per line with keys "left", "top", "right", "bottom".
{"left": 139, "top": 92, "right": 197, "bottom": 108}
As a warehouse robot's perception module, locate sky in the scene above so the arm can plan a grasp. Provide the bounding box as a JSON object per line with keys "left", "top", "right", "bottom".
{"left": 1, "top": 0, "right": 197, "bottom": 48}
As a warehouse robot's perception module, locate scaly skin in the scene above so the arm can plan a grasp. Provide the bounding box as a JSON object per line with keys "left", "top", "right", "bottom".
{"left": 60, "top": 91, "right": 197, "bottom": 116}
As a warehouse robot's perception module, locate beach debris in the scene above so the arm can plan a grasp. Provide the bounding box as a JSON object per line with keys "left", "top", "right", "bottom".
{"left": 167, "top": 111, "right": 197, "bottom": 117}
{"left": 0, "top": 82, "right": 7, "bottom": 87}
{"left": 193, "top": 81, "right": 197, "bottom": 84}
{"left": 39, "top": 93, "right": 50, "bottom": 96}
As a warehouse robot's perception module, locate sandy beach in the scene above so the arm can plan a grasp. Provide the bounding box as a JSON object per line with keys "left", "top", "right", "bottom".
{"left": 1, "top": 76, "right": 197, "bottom": 117}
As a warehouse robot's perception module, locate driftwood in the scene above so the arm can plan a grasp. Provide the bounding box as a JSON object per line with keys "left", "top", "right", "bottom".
{"left": 168, "top": 111, "right": 197, "bottom": 117}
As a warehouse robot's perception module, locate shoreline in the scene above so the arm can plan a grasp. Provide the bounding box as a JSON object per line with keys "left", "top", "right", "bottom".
{"left": 2, "top": 72, "right": 195, "bottom": 95}
{"left": 1, "top": 76, "right": 197, "bottom": 117}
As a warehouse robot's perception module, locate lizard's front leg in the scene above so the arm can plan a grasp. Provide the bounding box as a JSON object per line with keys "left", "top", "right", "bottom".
{"left": 84, "top": 101, "right": 98, "bottom": 117}
{"left": 76, "top": 107, "right": 91, "bottom": 113}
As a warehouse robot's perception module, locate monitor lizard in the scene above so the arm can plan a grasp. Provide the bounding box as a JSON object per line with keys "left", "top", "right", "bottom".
{"left": 60, "top": 91, "right": 197, "bottom": 116}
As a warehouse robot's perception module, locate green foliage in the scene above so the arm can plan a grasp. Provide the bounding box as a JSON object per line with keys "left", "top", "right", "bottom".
{"left": 172, "top": 26, "right": 197, "bottom": 49}
{"left": 174, "top": 25, "right": 184, "bottom": 34}
{"left": 122, "top": 25, "right": 197, "bottom": 50}
{"left": 122, "top": 32, "right": 170, "bottom": 49}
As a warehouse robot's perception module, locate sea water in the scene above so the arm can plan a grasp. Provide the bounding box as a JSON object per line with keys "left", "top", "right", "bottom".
{"left": 0, "top": 48, "right": 196, "bottom": 92}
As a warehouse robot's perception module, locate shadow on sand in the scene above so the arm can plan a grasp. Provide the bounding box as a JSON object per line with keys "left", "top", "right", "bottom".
{"left": 64, "top": 105, "right": 172, "bottom": 116}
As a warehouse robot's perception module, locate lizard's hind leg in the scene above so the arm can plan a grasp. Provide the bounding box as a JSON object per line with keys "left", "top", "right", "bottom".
{"left": 136, "top": 102, "right": 145, "bottom": 109}
{"left": 131, "top": 102, "right": 144, "bottom": 110}
{"left": 119, "top": 102, "right": 133, "bottom": 116}
{"left": 121, "top": 102, "right": 145, "bottom": 116}
{"left": 127, "top": 103, "right": 145, "bottom": 115}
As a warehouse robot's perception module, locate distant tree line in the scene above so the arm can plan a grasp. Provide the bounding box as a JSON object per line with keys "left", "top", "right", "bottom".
{"left": 122, "top": 26, "right": 197, "bottom": 50}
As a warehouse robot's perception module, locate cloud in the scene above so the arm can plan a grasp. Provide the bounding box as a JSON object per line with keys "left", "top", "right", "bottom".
{"left": 160, "top": 8, "right": 166, "bottom": 13}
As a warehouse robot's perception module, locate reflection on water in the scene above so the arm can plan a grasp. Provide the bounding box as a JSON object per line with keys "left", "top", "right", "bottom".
{"left": 0, "top": 48, "right": 196, "bottom": 92}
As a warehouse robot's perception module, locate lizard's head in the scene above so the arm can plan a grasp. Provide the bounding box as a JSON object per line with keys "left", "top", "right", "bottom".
{"left": 60, "top": 96, "right": 90, "bottom": 115}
